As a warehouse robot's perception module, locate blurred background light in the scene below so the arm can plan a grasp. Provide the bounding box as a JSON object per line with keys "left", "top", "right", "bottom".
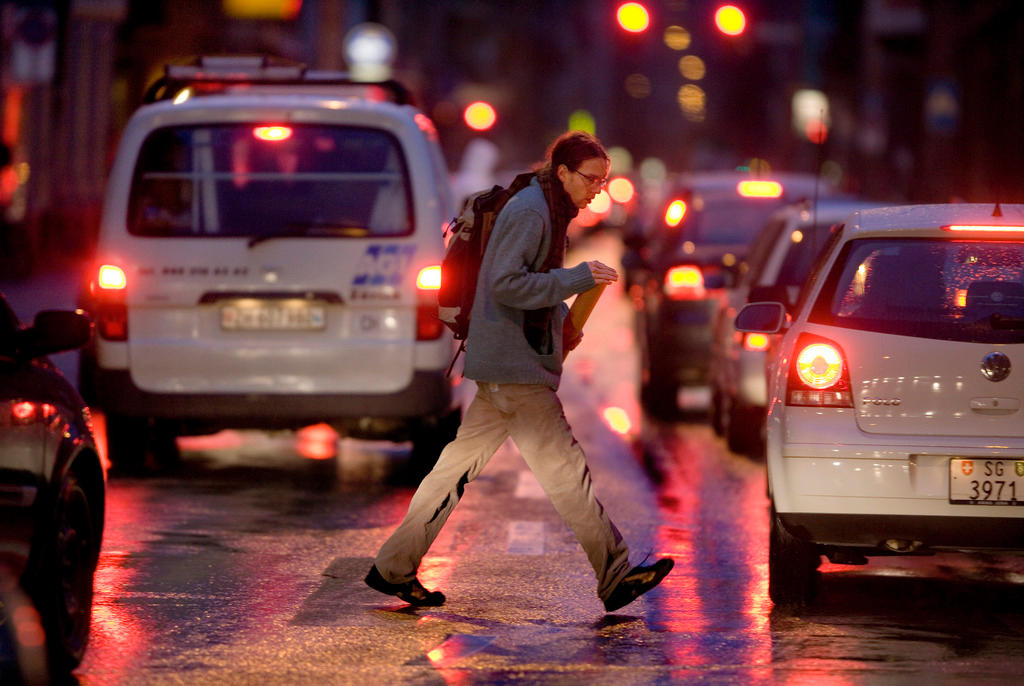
{"left": 677, "top": 84, "right": 706, "bottom": 121}
{"left": 608, "top": 177, "right": 635, "bottom": 204}
{"left": 624, "top": 73, "right": 651, "bottom": 99}
{"left": 663, "top": 25, "right": 691, "bottom": 50}
{"left": 463, "top": 101, "right": 497, "bottom": 131}
{"left": 568, "top": 109, "right": 596, "bottom": 135}
{"left": 678, "top": 55, "right": 706, "bottom": 81}
{"left": 343, "top": 22, "right": 396, "bottom": 81}
{"left": 607, "top": 146, "right": 633, "bottom": 175}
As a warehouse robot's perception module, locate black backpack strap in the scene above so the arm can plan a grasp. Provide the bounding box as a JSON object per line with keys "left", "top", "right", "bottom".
{"left": 446, "top": 339, "right": 466, "bottom": 378}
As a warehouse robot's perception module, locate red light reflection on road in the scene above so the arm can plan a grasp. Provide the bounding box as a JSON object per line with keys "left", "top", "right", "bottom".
{"left": 650, "top": 430, "right": 772, "bottom": 673}
{"left": 80, "top": 484, "right": 152, "bottom": 679}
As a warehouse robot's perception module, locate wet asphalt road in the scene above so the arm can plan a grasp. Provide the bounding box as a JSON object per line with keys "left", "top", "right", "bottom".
{"left": 5, "top": 234, "right": 1024, "bottom": 684}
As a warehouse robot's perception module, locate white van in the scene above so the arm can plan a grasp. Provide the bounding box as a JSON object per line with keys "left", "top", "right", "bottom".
{"left": 79, "top": 56, "right": 459, "bottom": 470}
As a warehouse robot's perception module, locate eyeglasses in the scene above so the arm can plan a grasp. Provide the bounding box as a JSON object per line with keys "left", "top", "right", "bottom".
{"left": 572, "top": 168, "right": 608, "bottom": 189}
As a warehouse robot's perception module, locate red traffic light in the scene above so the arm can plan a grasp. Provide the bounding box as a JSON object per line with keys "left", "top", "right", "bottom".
{"left": 616, "top": 2, "right": 650, "bottom": 33}
{"left": 714, "top": 4, "right": 746, "bottom": 36}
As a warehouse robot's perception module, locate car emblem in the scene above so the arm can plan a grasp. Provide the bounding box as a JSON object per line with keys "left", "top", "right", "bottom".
{"left": 961, "top": 460, "right": 973, "bottom": 476}
{"left": 981, "top": 351, "right": 1011, "bottom": 382}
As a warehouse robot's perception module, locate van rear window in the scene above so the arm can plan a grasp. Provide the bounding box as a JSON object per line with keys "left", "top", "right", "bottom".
{"left": 810, "top": 238, "right": 1024, "bottom": 343}
{"left": 127, "top": 124, "right": 412, "bottom": 238}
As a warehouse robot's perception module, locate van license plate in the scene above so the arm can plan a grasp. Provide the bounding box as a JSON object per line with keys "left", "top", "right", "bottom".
{"left": 949, "top": 458, "right": 1024, "bottom": 505}
{"left": 221, "top": 302, "right": 325, "bottom": 331}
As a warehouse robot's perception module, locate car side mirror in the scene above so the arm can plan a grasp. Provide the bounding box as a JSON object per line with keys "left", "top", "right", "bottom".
{"left": 22, "top": 310, "right": 93, "bottom": 358}
{"left": 735, "top": 301, "right": 787, "bottom": 334}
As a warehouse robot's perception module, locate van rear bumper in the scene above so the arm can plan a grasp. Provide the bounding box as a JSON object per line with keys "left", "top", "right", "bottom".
{"left": 91, "top": 368, "right": 454, "bottom": 428}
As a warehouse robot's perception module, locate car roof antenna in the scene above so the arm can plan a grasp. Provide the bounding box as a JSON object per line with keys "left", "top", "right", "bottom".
{"left": 992, "top": 200, "right": 1003, "bottom": 217}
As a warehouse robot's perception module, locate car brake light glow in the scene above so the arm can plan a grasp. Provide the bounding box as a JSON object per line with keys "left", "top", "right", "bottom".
{"left": 943, "top": 224, "right": 1024, "bottom": 233}
{"left": 253, "top": 125, "right": 293, "bottom": 142}
{"left": 97, "top": 264, "right": 127, "bottom": 290}
{"left": 737, "top": 180, "right": 783, "bottom": 198}
{"left": 787, "top": 334, "right": 853, "bottom": 407}
{"left": 664, "top": 265, "right": 705, "bottom": 300}
{"left": 416, "top": 265, "right": 441, "bottom": 290}
{"left": 743, "top": 332, "right": 770, "bottom": 351}
{"left": 796, "top": 343, "right": 842, "bottom": 388}
{"left": 665, "top": 199, "right": 687, "bottom": 227}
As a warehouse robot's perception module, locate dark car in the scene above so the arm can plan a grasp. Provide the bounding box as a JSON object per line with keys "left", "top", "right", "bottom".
{"left": 0, "top": 293, "right": 103, "bottom": 677}
{"left": 633, "top": 171, "right": 839, "bottom": 417}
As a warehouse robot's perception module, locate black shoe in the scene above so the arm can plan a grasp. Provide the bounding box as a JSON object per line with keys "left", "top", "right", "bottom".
{"left": 603, "top": 557, "right": 674, "bottom": 612}
{"left": 365, "top": 565, "right": 446, "bottom": 607}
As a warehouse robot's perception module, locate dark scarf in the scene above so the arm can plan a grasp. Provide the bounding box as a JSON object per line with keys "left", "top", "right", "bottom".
{"left": 523, "top": 166, "right": 579, "bottom": 354}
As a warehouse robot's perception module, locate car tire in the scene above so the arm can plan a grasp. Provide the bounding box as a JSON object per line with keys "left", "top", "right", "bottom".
{"left": 726, "top": 401, "right": 760, "bottom": 455}
{"left": 409, "top": 406, "right": 461, "bottom": 477}
{"left": 32, "top": 470, "right": 99, "bottom": 673}
{"left": 768, "top": 505, "right": 820, "bottom": 610}
{"left": 105, "top": 414, "right": 150, "bottom": 471}
{"left": 710, "top": 387, "right": 725, "bottom": 436}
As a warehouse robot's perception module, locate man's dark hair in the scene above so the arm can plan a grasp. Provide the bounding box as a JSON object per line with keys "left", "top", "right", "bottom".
{"left": 546, "top": 131, "right": 608, "bottom": 172}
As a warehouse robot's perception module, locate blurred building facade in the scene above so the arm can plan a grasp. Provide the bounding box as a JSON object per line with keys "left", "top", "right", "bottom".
{"left": 0, "top": 0, "right": 1022, "bottom": 275}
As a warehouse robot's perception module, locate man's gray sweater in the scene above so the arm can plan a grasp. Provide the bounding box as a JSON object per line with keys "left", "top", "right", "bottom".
{"left": 463, "top": 177, "right": 596, "bottom": 389}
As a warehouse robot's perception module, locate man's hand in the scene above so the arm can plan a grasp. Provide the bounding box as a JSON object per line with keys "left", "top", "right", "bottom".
{"left": 584, "top": 260, "right": 619, "bottom": 285}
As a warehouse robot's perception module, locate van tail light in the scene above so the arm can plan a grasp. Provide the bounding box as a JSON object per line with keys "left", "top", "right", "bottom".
{"left": 97, "top": 264, "right": 127, "bottom": 290}
{"left": 786, "top": 333, "right": 853, "bottom": 407}
{"left": 92, "top": 263, "right": 128, "bottom": 341}
{"left": 664, "top": 265, "right": 706, "bottom": 300}
{"left": 416, "top": 264, "right": 443, "bottom": 340}
{"left": 743, "top": 332, "right": 770, "bottom": 352}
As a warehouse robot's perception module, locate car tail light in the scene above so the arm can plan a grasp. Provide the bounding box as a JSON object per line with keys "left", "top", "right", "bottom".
{"left": 743, "top": 332, "right": 770, "bottom": 351}
{"left": 416, "top": 264, "right": 443, "bottom": 340}
{"left": 786, "top": 333, "right": 853, "bottom": 407}
{"left": 663, "top": 265, "right": 706, "bottom": 300}
{"left": 737, "top": 180, "right": 783, "bottom": 198}
{"left": 664, "top": 199, "right": 687, "bottom": 227}
{"left": 93, "top": 264, "right": 128, "bottom": 341}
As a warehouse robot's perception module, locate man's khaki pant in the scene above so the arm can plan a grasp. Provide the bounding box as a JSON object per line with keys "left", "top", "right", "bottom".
{"left": 374, "top": 382, "right": 632, "bottom": 601}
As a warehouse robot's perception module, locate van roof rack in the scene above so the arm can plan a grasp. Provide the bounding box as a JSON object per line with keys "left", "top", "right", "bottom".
{"left": 142, "top": 54, "right": 413, "bottom": 106}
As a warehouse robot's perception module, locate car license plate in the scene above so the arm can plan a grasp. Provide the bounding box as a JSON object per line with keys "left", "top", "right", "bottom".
{"left": 220, "top": 301, "right": 326, "bottom": 331}
{"left": 949, "top": 458, "right": 1024, "bottom": 505}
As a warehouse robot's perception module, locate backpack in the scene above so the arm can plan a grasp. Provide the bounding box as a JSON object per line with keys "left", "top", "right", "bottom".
{"left": 438, "top": 173, "right": 533, "bottom": 374}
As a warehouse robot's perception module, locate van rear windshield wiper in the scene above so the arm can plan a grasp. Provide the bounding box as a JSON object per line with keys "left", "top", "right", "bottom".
{"left": 247, "top": 223, "right": 369, "bottom": 247}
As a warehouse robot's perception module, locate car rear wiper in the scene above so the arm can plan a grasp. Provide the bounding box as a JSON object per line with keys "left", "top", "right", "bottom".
{"left": 247, "top": 223, "right": 369, "bottom": 248}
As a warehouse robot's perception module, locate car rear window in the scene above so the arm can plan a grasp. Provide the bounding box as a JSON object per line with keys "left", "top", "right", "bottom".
{"left": 127, "top": 124, "right": 412, "bottom": 238}
{"left": 681, "top": 196, "right": 783, "bottom": 245}
{"left": 810, "top": 238, "right": 1024, "bottom": 343}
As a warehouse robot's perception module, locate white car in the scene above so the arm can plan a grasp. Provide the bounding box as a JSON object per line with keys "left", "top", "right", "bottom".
{"left": 79, "top": 56, "right": 459, "bottom": 471}
{"left": 709, "top": 198, "right": 887, "bottom": 453}
{"left": 736, "top": 203, "right": 1024, "bottom": 607}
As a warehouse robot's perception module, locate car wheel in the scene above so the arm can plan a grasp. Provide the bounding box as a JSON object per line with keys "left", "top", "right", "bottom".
{"left": 105, "top": 414, "right": 150, "bottom": 471}
{"left": 410, "top": 407, "right": 461, "bottom": 477}
{"left": 710, "top": 387, "right": 725, "bottom": 436}
{"left": 726, "top": 401, "right": 759, "bottom": 455}
{"left": 768, "top": 505, "right": 820, "bottom": 610}
{"left": 34, "top": 471, "right": 99, "bottom": 673}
